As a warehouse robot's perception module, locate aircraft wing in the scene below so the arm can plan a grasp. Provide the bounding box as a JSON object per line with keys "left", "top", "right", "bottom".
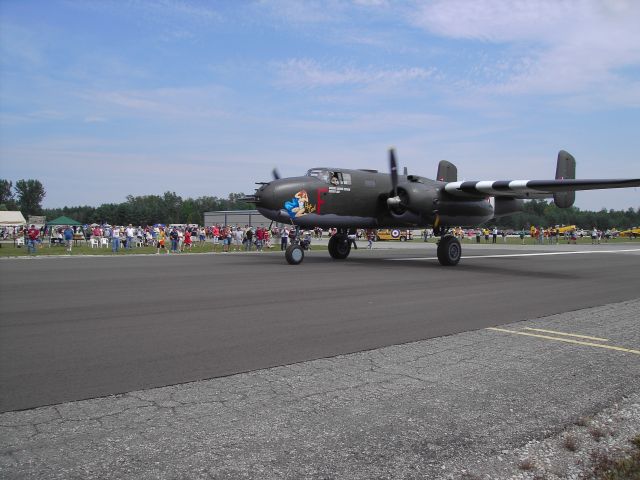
{"left": 443, "top": 178, "right": 640, "bottom": 198}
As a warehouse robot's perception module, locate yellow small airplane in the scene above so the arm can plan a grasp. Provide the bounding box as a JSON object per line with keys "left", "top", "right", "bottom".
{"left": 618, "top": 227, "right": 640, "bottom": 237}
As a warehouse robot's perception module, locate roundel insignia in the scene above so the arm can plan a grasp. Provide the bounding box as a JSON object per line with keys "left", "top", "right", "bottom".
{"left": 391, "top": 229, "right": 400, "bottom": 238}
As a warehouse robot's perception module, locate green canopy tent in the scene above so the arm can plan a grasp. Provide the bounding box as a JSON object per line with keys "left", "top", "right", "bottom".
{"left": 46, "top": 215, "right": 82, "bottom": 226}
{"left": 46, "top": 216, "right": 84, "bottom": 246}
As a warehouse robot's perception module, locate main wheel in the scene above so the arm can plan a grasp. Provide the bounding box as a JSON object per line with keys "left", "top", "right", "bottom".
{"left": 285, "top": 244, "right": 304, "bottom": 265}
{"left": 437, "top": 235, "right": 461, "bottom": 266}
{"left": 328, "top": 234, "right": 351, "bottom": 259}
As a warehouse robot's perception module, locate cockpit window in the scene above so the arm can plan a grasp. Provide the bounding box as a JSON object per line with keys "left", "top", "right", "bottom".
{"left": 306, "top": 169, "right": 352, "bottom": 186}
{"left": 306, "top": 169, "right": 331, "bottom": 183}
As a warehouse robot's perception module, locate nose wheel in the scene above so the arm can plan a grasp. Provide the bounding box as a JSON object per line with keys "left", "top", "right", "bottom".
{"left": 285, "top": 244, "right": 305, "bottom": 265}
{"left": 437, "top": 234, "right": 461, "bottom": 266}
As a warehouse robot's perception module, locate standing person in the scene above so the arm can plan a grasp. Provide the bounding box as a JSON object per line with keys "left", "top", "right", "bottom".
{"left": 63, "top": 225, "right": 74, "bottom": 253}
{"left": 255, "top": 227, "right": 264, "bottom": 252}
{"left": 264, "top": 228, "right": 271, "bottom": 249}
{"left": 492, "top": 226, "right": 498, "bottom": 244}
{"left": 591, "top": 227, "right": 598, "bottom": 245}
{"left": 156, "top": 228, "right": 166, "bottom": 254}
{"left": 347, "top": 227, "right": 358, "bottom": 250}
{"left": 183, "top": 229, "right": 192, "bottom": 251}
{"left": 244, "top": 227, "right": 254, "bottom": 251}
{"left": 212, "top": 224, "right": 220, "bottom": 252}
{"left": 111, "top": 225, "right": 121, "bottom": 253}
{"left": 169, "top": 227, "right": 179, "bottom": 253}
{"left": 126, "top": 224, "right": 135, "bottom": 249}
{"left": 233, "top": 227, "right": 242, "bottom": 251}
{"left": 178, "top": 228, "right": 184, "bottom": 251}
{"left": 281, "top": 227, "right": 289, "bottom": 250}
{"left": 26, "top": 224, "right": 39, "bottom": 254}
{"left": 221, "top": 226, "right": 230, "bottom": 252}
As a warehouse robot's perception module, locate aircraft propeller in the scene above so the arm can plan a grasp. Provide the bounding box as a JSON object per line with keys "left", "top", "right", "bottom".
{"left": 387, "top": 148, "right": 407, "bottom": 213}
{"left": 390, "top": 148, "right": 398, "bottom": 197}
{"left": 272, "top": 168, "right": 281, "bottom": 180}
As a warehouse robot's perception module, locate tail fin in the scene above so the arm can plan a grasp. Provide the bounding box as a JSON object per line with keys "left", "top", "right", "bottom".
{"left": 553, "top": 150, "right": 576, "bottom": 208}
{"left": 437, "top": 160, "right": 457, "bottom": 182}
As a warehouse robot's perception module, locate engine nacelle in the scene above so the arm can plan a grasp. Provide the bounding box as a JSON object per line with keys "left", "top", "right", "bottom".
{"left": 493, "top": 197, "right": 524, "bottom": 218}
{"left": 390, "top": 182, "right": 437, "bottom": 222}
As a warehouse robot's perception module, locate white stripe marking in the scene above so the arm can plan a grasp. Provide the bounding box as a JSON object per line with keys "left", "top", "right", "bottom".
{"left": 388, "top": 248, "right": 640, "bottom": 261}
{"left": 475, "top": 181, "right": 495, "bottom": 193}
{"left": 508, "top": 180, "right": 530, "bottom": 190}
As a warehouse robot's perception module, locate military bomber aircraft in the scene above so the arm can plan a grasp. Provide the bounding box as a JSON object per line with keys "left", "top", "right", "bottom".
{"left": 246, "top": 149, "right": 639, "bottom": 266}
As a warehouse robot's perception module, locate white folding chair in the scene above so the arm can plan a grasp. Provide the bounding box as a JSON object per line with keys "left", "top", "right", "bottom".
{"left": 100, "top": 237, "right": 109, "bottom": 248}
{"left": 89, "top": 238, "right": 99, "bottom": 248}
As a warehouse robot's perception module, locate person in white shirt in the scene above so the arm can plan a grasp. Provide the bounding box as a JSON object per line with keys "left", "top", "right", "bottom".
{"left": 112, "top": 226, "right": 121, "bottom": 252}
{"left": 125, "top": 225, "right": 135, "bottom": 249}
{"left": 234, "top": 227, "right": 244, "bottom": 251}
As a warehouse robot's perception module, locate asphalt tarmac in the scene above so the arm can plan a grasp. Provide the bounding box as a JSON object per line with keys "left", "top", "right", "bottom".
{"left": 1, "top": 241, "right": 639, "bottom": 413}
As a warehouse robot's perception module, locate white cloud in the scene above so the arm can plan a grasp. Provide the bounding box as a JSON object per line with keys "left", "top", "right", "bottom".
{"left": 285, "top": 111, "right": 446, "bottom": 134}
{"left": 411, "top": 0, "right": 640, "bottom": 103}
{"left": 274, "top": 58, "right": 435, "bottom": 89}
{"left": 85, "top": 85, "right": 233, "bottom": 118}
{"left": 253, "top": 0, "right": 344, "bottom": 25}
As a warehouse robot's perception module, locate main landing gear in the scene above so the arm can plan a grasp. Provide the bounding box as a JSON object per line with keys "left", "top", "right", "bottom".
{"left": 328, "top": 232, "right": 351, "bottom": 260}
{"left": 436, "top": 233, "right": 461, "bottom": 266}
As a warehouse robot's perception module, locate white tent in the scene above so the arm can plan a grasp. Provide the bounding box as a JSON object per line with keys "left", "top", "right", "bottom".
{"left": 0, "top": 211, "right": 27, "bottom": 226}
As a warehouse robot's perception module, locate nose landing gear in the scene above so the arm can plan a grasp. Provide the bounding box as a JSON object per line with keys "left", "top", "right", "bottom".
{"left": 285, "top": 226, "right": 312, "bottom": 265}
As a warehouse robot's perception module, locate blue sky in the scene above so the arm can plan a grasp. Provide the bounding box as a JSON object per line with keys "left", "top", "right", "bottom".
{"left": 1, "top": 0, "right": 639, "bottom": 210}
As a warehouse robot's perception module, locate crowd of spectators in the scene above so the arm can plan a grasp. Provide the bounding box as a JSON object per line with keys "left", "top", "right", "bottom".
{"left": 11, "top": 224, "right": 329, "bottom": 255}
{"left": 6, "top": 222, "right": 636, "bottom": 256}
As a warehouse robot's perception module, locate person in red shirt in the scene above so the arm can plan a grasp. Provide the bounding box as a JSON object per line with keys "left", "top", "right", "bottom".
{"left": 212, "top": 225, "right": 220, "bottom": 252}
{"left": 183, "top": 230, "right": 192, "bottom": 251}
{"left": 27, "top": 224, "right": 39, "bottom": 254}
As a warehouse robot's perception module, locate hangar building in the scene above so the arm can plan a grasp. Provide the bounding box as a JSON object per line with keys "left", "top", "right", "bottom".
{"left": 204, "top": 210, "right": 287, "bottom": 228}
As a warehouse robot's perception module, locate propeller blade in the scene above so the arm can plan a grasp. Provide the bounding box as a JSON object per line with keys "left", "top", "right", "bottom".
{"left": 272, "top": 168, "right": 280, "bottom": 180}
{"left": 389, "top": 148, "right": 398, "bottom": 196}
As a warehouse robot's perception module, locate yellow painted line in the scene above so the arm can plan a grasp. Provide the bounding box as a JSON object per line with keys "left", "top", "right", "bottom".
{"left": 523, "top": 327, "right": 609, "bottom": 342}
{"left": 487, "top": 327, "right": 640, "bottom": 355}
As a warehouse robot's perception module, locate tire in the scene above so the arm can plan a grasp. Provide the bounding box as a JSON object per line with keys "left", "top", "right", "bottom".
{"left": 328, "top": 234, "right": 351, "bottom": 260}
{"left": 285, "top": 244, "right": 304, "bottom": 265}
{"left": 437, "top": 235, "right": 461, "bottom": 266}
{"left": 400, "top": 236, "right": 406, "bottom": 242}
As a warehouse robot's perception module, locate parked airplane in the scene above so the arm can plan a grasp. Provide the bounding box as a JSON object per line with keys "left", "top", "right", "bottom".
{"left": 246, "top": 149, "right": 639, "bottom": 266}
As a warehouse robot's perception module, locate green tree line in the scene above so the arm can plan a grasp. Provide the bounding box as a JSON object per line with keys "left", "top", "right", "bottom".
{"left": 501, "top": 200, "right": 640, "bottom": 230}
{"left": 39, "top": 192, "right": 253, "bottom": 226}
